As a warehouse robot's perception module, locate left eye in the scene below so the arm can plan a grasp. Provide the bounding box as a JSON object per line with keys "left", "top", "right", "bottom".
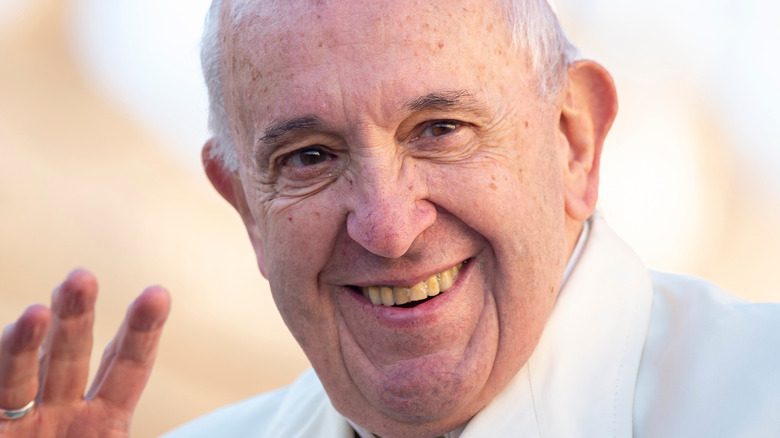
{"left": 282, "top": 147, "right": 334, "bottom": 168}
{"left": 419, "top": 120, "right": 460, "bottom": 138}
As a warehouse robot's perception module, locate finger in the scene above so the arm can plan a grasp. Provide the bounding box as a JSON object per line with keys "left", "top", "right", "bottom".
{"left": 0, "top": 304, "right": 51, "bottom": 410}
{"left": 88, "top": 286, "right": 170, "bottom": 411}
{"left": 38, "top": 269, "right": 98, "bottom": 404}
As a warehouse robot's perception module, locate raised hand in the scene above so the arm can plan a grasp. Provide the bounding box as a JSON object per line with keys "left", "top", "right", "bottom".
{"left": 0, "top": 269, "right": 170, "bottom": 437}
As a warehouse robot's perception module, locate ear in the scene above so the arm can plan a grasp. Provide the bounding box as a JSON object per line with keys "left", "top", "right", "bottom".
{"left": 202, "top": 139, "right": 240, "bottom": 208}
{"left": 202, "top": 139, "right": 268, "bottom": 277}
{"left": 559, "top": 60, "right": 618, "bottom": 221}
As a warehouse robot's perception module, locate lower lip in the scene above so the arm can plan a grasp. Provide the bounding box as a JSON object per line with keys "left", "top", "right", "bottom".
{"left": 343, "top": 260, "right": 474, "bottom": 328}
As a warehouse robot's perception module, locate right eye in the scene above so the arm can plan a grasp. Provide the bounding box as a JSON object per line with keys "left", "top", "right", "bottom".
{"left": 282, "top": 147, "right": 334, "bottom": 168}
{"left": 418, "top": 120, "right": 462, "bottom": 139}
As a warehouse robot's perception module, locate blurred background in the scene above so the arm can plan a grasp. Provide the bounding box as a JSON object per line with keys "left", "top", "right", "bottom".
{"left": 0, "top": 0, "right": 778, "bottom": 436}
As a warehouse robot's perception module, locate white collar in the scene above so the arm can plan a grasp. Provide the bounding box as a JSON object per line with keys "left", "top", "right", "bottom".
{"left": 562, "top": 217, "right": 590, "bottom": 289}
{"left": 460, "top": 213, "right": 653, "bottom": 437}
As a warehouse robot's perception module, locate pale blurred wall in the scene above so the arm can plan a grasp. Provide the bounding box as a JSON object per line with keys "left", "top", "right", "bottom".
{"left": 0, "top": 1, "right": 778, "bottom": 437}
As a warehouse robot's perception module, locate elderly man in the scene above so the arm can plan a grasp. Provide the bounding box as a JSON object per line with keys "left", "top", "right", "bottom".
{"left": 1, "top": 0, "right": 779, "bottom": 437}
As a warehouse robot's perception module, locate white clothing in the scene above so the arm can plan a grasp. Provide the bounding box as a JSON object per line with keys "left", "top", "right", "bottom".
{"left": 162, "top": 215, "right": 780, "bottom": 437}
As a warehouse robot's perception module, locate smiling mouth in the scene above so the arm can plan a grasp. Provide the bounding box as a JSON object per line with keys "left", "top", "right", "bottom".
{"left": 358, "top": 261, "right": 467, "bottom": 307}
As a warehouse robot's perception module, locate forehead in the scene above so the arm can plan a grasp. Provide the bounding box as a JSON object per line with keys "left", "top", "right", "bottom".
{"left": 221, "top": 0, "right": 525, "bottom": 131}
{"left": 226, "top": 0, "right": 508, "bottom": 46}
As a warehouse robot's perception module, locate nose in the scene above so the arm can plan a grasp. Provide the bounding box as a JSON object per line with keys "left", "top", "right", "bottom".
{"left": 345, "top": 161, "right": 436, "bottom": 259}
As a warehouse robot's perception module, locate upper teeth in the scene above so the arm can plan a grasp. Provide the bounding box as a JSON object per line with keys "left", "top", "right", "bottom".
{"left": 361, "top": 262, "right": 465, "bottom": 306}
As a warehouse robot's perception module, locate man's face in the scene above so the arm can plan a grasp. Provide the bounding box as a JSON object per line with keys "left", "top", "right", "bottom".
{"left": 221, "top": 0, "right": 576, "bottom": 435}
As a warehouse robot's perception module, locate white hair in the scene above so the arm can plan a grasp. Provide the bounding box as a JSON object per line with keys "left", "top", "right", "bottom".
{"left": 200, "top": 0, "right": 579, "bottom": 171}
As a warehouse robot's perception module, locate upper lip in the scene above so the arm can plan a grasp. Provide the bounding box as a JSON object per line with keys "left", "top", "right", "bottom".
{"left": 329, "top": 259, "right": 471, "bottom": 288}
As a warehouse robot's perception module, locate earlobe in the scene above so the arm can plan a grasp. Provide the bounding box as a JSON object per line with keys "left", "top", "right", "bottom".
{"left": 202, "top": 139, "right": 268, "bottom": 278}
{"left": 559, "top": 60, "right": 618, "bottom": 221}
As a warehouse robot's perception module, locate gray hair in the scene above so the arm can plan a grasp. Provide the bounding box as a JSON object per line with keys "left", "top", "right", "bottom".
{"left": 200, "top": 0, "right": 578, "bottom": 171}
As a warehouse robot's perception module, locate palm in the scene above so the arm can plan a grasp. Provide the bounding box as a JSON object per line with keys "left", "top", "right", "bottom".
{"left": 1, "top": 404, "right": 125, "bottom": 438}
{"left": 0, "top": 270, "right": 170, "bottom": 438}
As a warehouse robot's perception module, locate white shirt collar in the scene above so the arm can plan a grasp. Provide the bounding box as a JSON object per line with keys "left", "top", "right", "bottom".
{"left": 562, "top": 217, "right": 590, "bottom": 289}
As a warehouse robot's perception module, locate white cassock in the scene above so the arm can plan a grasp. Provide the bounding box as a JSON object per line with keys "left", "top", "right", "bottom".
{"left": 162, "top": 214, "right": 780, "bottom": 437}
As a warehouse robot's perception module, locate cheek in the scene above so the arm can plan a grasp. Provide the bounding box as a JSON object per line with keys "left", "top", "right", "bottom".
{"left": 426, "top": 154, "right": 562, "bottom": 251}
{"left": 258, "top": 198, "right": 345, "bottom": 346}
{"left": 261, "top": 201, "right": 338, "bottom": 279}
{"left": 423, "top": 135, "right": 568, "bottom": 292}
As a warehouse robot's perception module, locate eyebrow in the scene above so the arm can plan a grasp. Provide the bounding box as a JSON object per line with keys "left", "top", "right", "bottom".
{"left": 260, "top": 115, "right": 323, "bottom": 145}
{"left": 404, "top": 90, "right": 480, "bottom": 112}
